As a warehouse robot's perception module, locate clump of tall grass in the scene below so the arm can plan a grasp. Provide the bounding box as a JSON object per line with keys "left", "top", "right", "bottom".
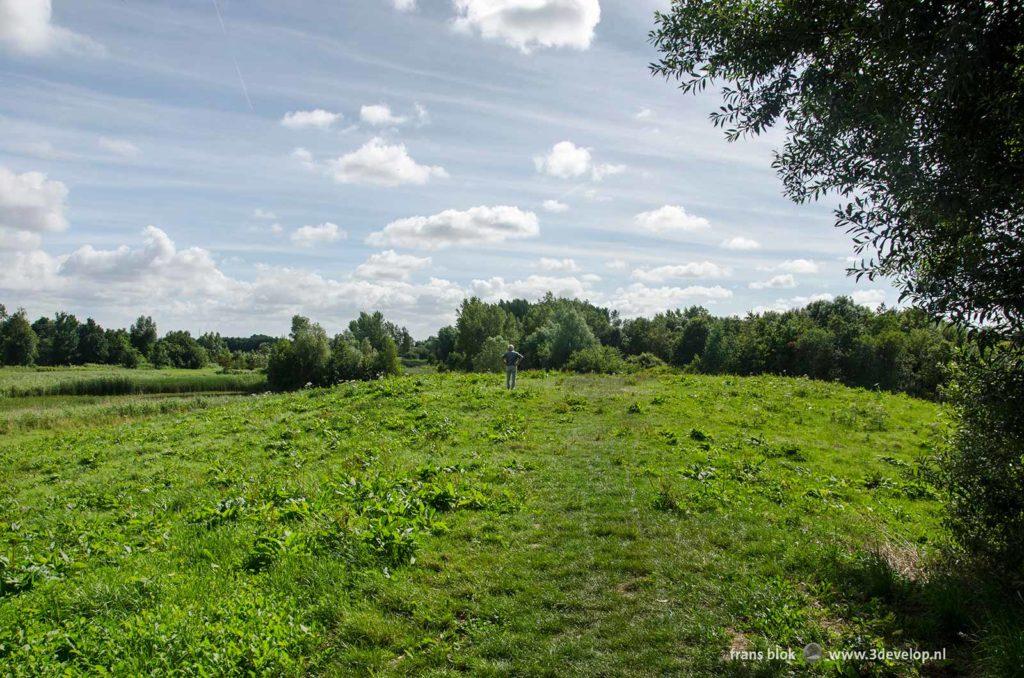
{"left": 3, "top": 373, "right": 266, "bottom": 398}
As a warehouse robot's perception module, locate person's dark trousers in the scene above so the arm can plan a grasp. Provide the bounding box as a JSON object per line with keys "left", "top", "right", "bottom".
{"left": 506, "top": 365, "right": 517, "bottom": 389}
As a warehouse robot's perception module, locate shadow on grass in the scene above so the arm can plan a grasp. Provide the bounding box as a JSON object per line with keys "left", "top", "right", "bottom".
{"left": 815, "top": 545, "right": 1024, "bottom": 676}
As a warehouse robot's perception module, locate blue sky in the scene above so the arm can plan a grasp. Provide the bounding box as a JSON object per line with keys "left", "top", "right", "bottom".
{"left": 0, "top": 0, "right": 891, "bottom": 337}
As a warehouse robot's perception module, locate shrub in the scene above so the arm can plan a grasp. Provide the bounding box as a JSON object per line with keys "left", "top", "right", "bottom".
{"left": 567, "top": 345, "right": 626, "bottom": 373}
{"left": 266, "top": 316, "right": 332, "bottom": 391}
{"left": 472, "top": 335, "right": 508, "bottom": 373}
{"left": 626, "top": 352, "right": 665, "bottom": 371}
{"left": 936, "top": 346, "right": 1024, "bottom": 582}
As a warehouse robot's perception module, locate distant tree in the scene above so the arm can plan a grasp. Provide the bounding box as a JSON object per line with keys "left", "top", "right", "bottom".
{"left": 158, "top": 331, "right": 208, "bottom": 369}
{"left": 0, "top": 309, "right": 38, "bottom": 366}
{"left": 434, "top": 326, "right": 458, "bottom": 365}
{"left": 528, "top": 306, "right": 598, "bottom": 368}
{"left": 49, "top": 312, "right": 80, "bottom": 365}
{"left": 472, "top": 335, "right": 508, "bottom": 373}
{"left": 267, "top": 316, "right": 332, "bottom": 390}
{"left": 76, "top": 318, "right": 109, "bottom": 364}
{"left": 31, "top": 316, "right": 55, "bottom": 365}
{"left": 455, "top": 298, "right": 514, "bottom": 368}
{"left": 130, "top": 316, "right": 158, "bottom": 357}
{"left": 0, "top": 304, "right": 7, "bottom": 321}
{"left": 105, "top": 328, "right": 141, "bottom": 368}
{"left": 673, "top": 316, "right": 711, "bottom": 366}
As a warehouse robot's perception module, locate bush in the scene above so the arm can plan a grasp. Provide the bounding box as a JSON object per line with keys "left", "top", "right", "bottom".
{"left": 472, "top": 336, "right": 508, "bottom": 373}
{"left": 567, "top": 345, "right": 626, "bottom": 373}
{"left": 626, "top": 352, "right": 666, "bottom": 371}
{"left": 266, "top": 317, "right": 332, "bottom": 391}
{"left": 936, "top": 346, "right": 1024, "bottom": 582}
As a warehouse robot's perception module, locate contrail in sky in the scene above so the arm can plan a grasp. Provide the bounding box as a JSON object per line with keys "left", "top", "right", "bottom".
{"left": 211, "top": 0, "right": 253, "bottom": 111}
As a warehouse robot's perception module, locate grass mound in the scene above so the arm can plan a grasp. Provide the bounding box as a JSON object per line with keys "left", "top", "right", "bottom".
{"left": 0, "top": 371, "right": 1014, "bottom": 674}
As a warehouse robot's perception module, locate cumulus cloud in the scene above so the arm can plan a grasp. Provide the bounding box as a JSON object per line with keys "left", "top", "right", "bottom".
{"left": 634, "top": 108, "right": 653, "bottom": 120}
{"left": 633, "top": 205, "right": 710, "bottom": 236}
{"left": 721, "top": 236, "right": 760, "bottom": 251}
{"left": 852, "top": 289, "right": 887, "bottom": 307}
{"left": 360, "top": 104, "right": 407, "bottom": 127}
{"left": 605, "top": 258, "right": 628, "bottom": 270}
{"left": 764, "top": 258, "right": 820, "bottom": 274}
{"left": 252, "top": 208, "right": 277, "bottom": 220}
{"left": 471, "top": 274, "right": 591, "bottom": 301}
{"left": 538, "top": 257, "right": 579, "bottom": 272}
{"left": 58, "top": 226, "right": 242, "bottom": 305}
{"left": 534, "top": 141, "right": 622, "bottom": 181}
{"left": 325, "top": 137, "right": 448, "bottom": 186}
{"left": 0, "top": 226, "right": 41, "bottom": 251}
{"left": 607, "top": 283, "right": 732, "bottom": 317}
{"left": 391, "top": 0, "right": 416, "bottom": 11}
{"left": 367, "top": 205, "right": 539, "bottom": 250}
{"left": 0, "top": 226, "right": 466, "bottom": 336}
{"left": 631, "top": 261, "right": 730, "bottom": 283}
{"left": 749, "top": 274, "right": 796, "bottom": 290}
{"left": 0, "top": 166, "right": 68, "bottom": 233}
{"left": 453, "top": 0, "right": 601, "bottom": 53}
{"left": 281, "top": 109, "right": 342, "bottom": 130}
{"left": 354, "top": 249, "right": 431, "bottom": 281}
{"left": 542, "top": 199, "right": 569, "bottom": 213}
{"left": 0, "top": 0, "right": 103, "bottom": 57}
{"left": 291, "top": 222, "right": 346, "bottom": 247}
{"left": 754, "top": 293, "right": 834, "bottom": 314}
{"left": 291, "top": 147, "right": 317, "bottom": 171}
{"left": 97, "top": 136, "right": 140, "bottom": 158}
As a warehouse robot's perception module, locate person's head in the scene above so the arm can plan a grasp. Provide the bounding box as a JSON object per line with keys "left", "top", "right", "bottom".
{"left": 508, "top": 344, "right": 514, "bottom": 351}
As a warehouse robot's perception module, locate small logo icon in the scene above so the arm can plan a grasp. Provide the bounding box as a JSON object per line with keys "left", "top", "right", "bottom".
{"left": 803, "top": 642, "right": 823, "bottom": 664}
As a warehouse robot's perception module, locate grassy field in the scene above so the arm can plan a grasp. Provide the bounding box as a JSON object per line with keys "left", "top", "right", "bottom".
{"left": 0, "top": 365, "right": 266, "bottom": 398}
{"left": 1, "top": 370, "right": 1012, "bottom": 675}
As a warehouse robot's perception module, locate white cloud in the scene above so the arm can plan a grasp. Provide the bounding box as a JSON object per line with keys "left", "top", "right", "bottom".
{"left": 754, "top": 293, "right": 834, "bottom": 314}
{"left": 354, "top": 249, "right": 431, "bottom": 281}
{"left": 533, "top": 141, "right": 622, "bottom": 181}
{"left": 360, "top": 104, "right": 407, "bottom": 127}
{"left": 749, "top": 274, "right": 796, "bottom": 290}
{"left": 58, "top": 226, "right": 242, "bottom": 304}
{"left": 325, "top": 137, "right": 448, "bottom": 186}
{"left": 291, "top": 147, "right": 316, "bottom": 171}
{"left": 635, "top": 108, "right": 653, "bottom": 120}
{"left": 367, "top": 205, "right": 539, "bottom": 250}
{"left": 542, "top": 199, "right": 569, "bottom": 213}
{"left": 453, "top": 0, "right": 601, "bottom": 53}
{"left": 605, "top": 258, "right": 628, "bottom": 270}
{"left": 269, "top": 223, "right": 283, "bottom": 235}
{"left": 607, "top": 283, "right": 732, "bottom": 317}
{"left": 252, "top": 208, "right": 277, "bottom": 220}
{"left": 721, "top": 236, "right": 760, "bottom": 251}
{"left": 0, "top": 166, "right": 68, "bottom": 233}
{"left": 534, "top": 141, "right": 591, "bottom": 179}
{"left": 391, "top": 0, "right": 416, "bottom": 11}
{"left": 852, "top": 289, "right": 887, "bottom": 307}
{"left": 538, "top": 257, "right": 579, "bottom": 272}
{"left": 767, "top": 258, "right": 819, "bottom": 274}
{"left": 633, "top": 205, "right": 709, "bottom": 236}
{"left": 97, "top": 136, "right": 140, "bottom": 158}
{"left": 0, "top": 0, "right": 103, "bottom": 57}
{"left": 471, "top": 275, "right": 591, "bottom": 301}
{"left": 281, "top": 109, "right": 342, "bottom": 130}
{"left": 631, "top": 261, "right": 730, "bottom": 283}
{"left": 0, "top": 226, "right": 41, "bottom": 251}
{"left": 291, "top": 222, "right": 346, "bottom": 247}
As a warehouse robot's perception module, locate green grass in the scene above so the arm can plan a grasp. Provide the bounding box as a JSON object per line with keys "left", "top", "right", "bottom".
{"left": 0, "top": 371, "right": 1015, "bottom": 675}
{"left": 0, "top": 365, "right": 266, "bottom": 397}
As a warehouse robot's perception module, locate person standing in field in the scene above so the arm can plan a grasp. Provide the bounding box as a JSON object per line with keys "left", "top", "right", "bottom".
{"left": 502, "top": 344, "right": 524, "bottom": 390}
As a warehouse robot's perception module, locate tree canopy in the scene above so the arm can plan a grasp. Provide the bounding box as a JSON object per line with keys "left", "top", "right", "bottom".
{"left": 651, "top": 0, "right": 1024, "bottom": 338}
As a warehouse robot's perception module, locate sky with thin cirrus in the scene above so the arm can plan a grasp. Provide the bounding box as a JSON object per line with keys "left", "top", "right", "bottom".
{"left": 0, "top": 0, "right": 892, "bottom": 337}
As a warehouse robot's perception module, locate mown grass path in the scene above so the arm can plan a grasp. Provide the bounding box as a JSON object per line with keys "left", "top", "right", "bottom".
{"left": 1, "top": 372, "right": 944, "bottom": 675}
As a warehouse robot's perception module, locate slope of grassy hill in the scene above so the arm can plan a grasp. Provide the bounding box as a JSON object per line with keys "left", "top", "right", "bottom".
{"left": 0, "top": 371, "right": 961, "bottom": 675}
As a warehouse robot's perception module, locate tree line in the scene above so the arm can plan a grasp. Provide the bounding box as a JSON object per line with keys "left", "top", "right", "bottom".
{"left": 1, "top": 297, "right": 956, "bottom": 400}
{"left": 425, "top": 294, "right": 955, "bottom": 399}
{"left": 0, "top": 305, "right": 274, "bottom": 371}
